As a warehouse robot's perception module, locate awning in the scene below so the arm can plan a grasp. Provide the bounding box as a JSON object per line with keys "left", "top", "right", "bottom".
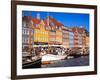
{"left": 33, "top": 45, "right": 62, "bottom": 47}
{"left": 33, "top": 45, "right": 48, "bottom": 47}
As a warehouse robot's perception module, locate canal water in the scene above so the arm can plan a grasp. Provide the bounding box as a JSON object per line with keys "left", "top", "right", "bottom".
{"left": 42, "top": 55, "right": 89, "bottom": 68}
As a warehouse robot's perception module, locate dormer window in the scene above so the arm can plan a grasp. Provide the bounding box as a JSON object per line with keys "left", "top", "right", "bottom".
{"left": 59, "top": 27, "right": 62, "bottom": 31}
{"left": 45, "top": 26, "right": 49, "bottom": 30}
{"left": 51, "top": 26, "right": 54, "bottom": 30}
{"left": 56, "top": 26, "right": 59, "bottom": 30}
{"left": 36, "top": 24, "right": 38, "bottom": 27}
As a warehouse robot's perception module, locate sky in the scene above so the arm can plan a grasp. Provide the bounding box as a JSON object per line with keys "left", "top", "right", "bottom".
{"left": 22, "top": 11, "right": 89, "bottom": 32}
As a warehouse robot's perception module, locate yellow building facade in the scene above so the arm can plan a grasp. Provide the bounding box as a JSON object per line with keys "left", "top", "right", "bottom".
{"left": 34, "top": 20, "right": 49, "bottom": 43}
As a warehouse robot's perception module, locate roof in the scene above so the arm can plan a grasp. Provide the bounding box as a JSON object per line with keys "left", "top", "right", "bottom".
{"left": 43, "top": 20, "right": 49, "bottom": 27}
{"left": 48, "top": 16, "right": 64, "bottom": 27}
{"left": 62, "top": 27, "right": 69, "bottom": 31}
{"left": 44, "top": 16, "right": 63, "bottom": 27}
{"left": 32, "top": 18, "right": 40, "bottom": 24}
{"left": 22, "top": 16, "right": 40, "bottom": 24}
{"left": 71, "top": 27, "right": 89, "bottom": 36}
{"left": 22, "top": 16, "right": 32, "bottom": 22}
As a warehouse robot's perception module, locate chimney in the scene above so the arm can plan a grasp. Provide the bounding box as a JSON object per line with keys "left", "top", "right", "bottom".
{"left": 37, "top": 13, "right": 40, "bottom": 20}
{"left": 47, "top": 13, "right": 49, "bottom": 26}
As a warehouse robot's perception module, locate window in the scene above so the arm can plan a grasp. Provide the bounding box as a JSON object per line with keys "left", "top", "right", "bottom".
{"left": 22, "top": 29, "right": 24, "bottom": 34}
{"left": 22, "top": 22, "right": 26, "bottom": 27}
{"left": 22, "top": 38, "right": 23, "bottom": 43}
{"left": 23, "top": 38, "right": 25, "bottom": 43}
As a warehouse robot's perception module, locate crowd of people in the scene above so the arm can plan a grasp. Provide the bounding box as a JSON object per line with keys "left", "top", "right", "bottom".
{"left": 24, "top": 46, "right": 89, "bottom": 57}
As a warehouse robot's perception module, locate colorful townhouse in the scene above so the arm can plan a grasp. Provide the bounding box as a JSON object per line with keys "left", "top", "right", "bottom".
{"left": 33, "top": 18, "right": 49, "bottom": 47}
{"left": 68, "top": 28, "right": 74, "bottom": 48}
{"left": 72, "top": 28, "right": 80, "bottom": 48}
{"left": 86, "top": 36, "right": 89, "bottom": 47}
{"left": 45, "top": 16, "right": 56, "bottom": 45}
{"left": 72, "top": 27, "right": 87, "bottom": 48}
{"left": 22, "top": 16, "right": 34, "bottom": 53}
{"left": 62, "top": 27, "right": 69, "bottom": 48}
{"left": 45, "top": 16, "right": 63, "bottom": 46}
{"left": 81, "top": 30, "right": 86, "bottom": 48}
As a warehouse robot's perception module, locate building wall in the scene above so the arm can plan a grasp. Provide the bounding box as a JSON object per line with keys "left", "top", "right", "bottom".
{"left": 69, "top": 31, "right": 74, "bottom": 48}
{"left": 72, "top": 27, "right": 88, "bottom": 48}
{"left": 86, "top": 36, "right": 89, "bottom": 47}
{"left": 22, "top": 18, "right": 34, "bottom": 51}
{"left": 74, "top": 29, "right": 79, "bottom": 47}
{"left": 78, "top": 33, "right": 82, "bottom": 47}
{"left": 22, "top": 26, "right": 29, "bottom": 50}
{"left": 82, "top": 30, "right": 86, "bottom": 48}
{"left": 62, "top": 27, "right": 69, "bottom": 48}
{"left": 56, "top": 29, "right": 62, "bottom": 44}
{"left": 49, "top": 30, "right": 56, "bottom": 44}
{"left": 34, "top": 20, "right": 48, "bottom": 43}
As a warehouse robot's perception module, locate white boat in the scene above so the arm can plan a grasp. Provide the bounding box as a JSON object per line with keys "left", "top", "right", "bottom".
{"left": 42, "top": 54, "right": 67, "bottom": 64}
